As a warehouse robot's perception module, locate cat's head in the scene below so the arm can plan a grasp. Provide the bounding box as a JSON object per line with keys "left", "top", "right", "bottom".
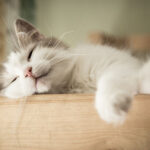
{"left": 0, "top": 19, "right": 73, "bottom": 98}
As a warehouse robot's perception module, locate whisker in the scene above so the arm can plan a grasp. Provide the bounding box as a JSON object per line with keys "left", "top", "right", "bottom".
{"left": 54, "top": 30, "right": 74, "bottom": 49}
{"left": 48, "top": 32, "right": 53, "bottom": 46}
{"left": 50, "top": 55, "right": 74, "bottom": 66}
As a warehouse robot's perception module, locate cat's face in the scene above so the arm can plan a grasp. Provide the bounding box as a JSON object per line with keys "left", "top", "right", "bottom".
{"left": 0, "top": 19, "right": 71, "bottom": 98}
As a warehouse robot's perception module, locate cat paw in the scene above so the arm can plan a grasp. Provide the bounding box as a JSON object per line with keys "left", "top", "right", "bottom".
{"left": 95, "top": 92, "right": 132, "bottom": 124}
{"left": 36, "top": 80, "right": 49, "bottom": 93}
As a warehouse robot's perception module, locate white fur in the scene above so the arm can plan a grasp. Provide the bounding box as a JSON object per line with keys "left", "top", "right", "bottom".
{"left": 70, "top": 45, "right": 141, "bottom": 124}
{"left": 2, "top": 43, "right": 150, "bottom": 124}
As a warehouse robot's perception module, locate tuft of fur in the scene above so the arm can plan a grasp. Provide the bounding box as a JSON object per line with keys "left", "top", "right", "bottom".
{"left": 1, "top": 19, "right": 150, "bottom": 124}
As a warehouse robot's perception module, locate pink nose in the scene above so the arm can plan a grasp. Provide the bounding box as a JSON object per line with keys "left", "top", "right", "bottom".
{"left": 25, "top": 67, "right": 33, "bottom": 78}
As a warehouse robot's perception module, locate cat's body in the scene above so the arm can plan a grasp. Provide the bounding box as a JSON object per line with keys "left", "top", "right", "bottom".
{"left": 65, "top": 44, "right": 140, "bottom": 93}
{"left": 1, "top": 19, "right": 150, "bottom": 124}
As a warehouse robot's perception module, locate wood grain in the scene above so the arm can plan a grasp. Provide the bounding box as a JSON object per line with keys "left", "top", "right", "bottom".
{"left": 0, "top": 94, "right": 150, "bottom": 150}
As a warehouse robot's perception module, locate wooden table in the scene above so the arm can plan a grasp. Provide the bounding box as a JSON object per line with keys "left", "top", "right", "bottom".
{"left": 0, "top": 94, "right": 150, "bottom": 150}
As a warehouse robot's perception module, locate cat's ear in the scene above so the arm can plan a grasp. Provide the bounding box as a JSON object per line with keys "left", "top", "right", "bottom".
{"left": 14, "top": 19, "right": 45, "bottom": 47}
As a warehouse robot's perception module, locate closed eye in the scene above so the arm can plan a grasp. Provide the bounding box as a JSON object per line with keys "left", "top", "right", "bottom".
{"left": 10, "top": 77, "right": 18, "bottom": 84}
{"left": 27, "top": 46, "right": 35, "bottom": 61}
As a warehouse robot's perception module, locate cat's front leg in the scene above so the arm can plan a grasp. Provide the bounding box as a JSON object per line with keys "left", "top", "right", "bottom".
{"left": 95, "top": 73, "right": 137, "bottom": 124}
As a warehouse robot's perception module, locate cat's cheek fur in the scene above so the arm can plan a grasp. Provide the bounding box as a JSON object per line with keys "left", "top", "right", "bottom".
{"left": 4, "top": 78, "right": 36, "bottom": 99}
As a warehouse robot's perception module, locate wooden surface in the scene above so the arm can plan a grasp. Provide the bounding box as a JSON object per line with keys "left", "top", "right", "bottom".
{"left": 0, "top": 94, "right": 150, "bottom": 150}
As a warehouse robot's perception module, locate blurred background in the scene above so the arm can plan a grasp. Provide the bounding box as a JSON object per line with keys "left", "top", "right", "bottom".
{"left": 0, "top": 0, "right": 150, "bottom": 62}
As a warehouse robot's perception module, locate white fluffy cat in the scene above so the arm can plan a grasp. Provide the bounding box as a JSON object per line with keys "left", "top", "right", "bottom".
{"left": 0, "top": 19, "right": 150, "bottom": 124}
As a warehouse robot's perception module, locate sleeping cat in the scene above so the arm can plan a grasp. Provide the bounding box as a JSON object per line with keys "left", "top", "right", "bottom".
{"left": 0, "top": 19, "right": 150, "bottom": 124}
